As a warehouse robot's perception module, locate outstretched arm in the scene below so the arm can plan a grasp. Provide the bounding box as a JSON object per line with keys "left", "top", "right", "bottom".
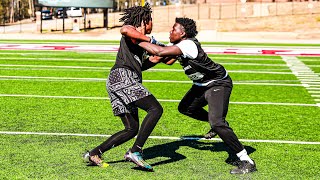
{"left": 138, "top": 42, "right": 183, "bottom": 57}
{"left": 120, "top": 25, "right": 151, "bottom": 42}
{"left": 142, "top": 56, "right": 177, "bottom": 71}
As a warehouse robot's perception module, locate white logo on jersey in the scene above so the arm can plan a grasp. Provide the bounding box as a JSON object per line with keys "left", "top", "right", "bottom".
{"left": 134, "top": 55, "right": 142, "bottom": 66}
{"left": 183, "top": 65, "right": 192, "bottom": 71}
{"left": 187, "top": 72, "right": 204, "bottom": 80}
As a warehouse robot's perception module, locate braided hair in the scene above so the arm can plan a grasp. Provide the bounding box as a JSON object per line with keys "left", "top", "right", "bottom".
{"left": 119, "top": 3, "right": 152, "bottom": 27}
{"left": 176, "top": 17, "right": 198, "bottom": 38}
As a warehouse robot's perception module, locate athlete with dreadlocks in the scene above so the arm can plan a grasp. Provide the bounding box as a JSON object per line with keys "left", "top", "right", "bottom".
{"left": 136, "top": 17, "right": 257, "bottom": 174}
{"left": 83, "top": 3, "right": 164, "bottom": 171}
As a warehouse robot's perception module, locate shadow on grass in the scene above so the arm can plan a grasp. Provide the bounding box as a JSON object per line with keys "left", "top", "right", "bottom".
{"left": 142, "top": 137, "right": 256, "bottom": 167}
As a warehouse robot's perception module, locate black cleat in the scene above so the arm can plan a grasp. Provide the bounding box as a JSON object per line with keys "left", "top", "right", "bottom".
{"left": 230, "top": 160, "right": 257, "bottom": 174}
{"left": 204, "top": 129, "right": 217, "bottom": 139}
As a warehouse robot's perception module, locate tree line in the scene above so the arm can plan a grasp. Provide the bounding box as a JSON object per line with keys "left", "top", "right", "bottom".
{"left": 0, "top": 0, "right": 35, "bottom": 24}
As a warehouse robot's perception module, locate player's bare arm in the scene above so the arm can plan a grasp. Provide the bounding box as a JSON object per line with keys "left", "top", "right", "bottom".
{"left": 138, "top": 42, "right": 182, "bottom": 57}
{"left": 147, "top": 55, "right": 177, "bottom": 65}
{"left": 162, "top": 57, "right": 177, "bottom": 65}
{"left": 120, "top": 25, "right": 151, "bottom": 42}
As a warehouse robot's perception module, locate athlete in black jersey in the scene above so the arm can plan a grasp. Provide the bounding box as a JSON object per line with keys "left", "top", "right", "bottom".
{"left": 83, "top": 4, "right": 164, "bottom": 171}
{"left": 137, "top": 17, "right": 257, "bottom": 174}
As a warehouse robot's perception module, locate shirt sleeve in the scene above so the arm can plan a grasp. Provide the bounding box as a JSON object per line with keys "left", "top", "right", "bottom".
{"left": 175, "top": 40, "right": 198, "bottom": 59}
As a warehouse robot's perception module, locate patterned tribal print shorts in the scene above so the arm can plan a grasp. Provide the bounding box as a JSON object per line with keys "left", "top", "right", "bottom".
{"left": 107, "top": 68, "right": 151, "bottom": 116}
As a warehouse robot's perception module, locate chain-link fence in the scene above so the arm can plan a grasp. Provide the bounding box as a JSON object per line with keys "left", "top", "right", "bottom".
{"left": 0, "top": 1, "right": 319, "bottom": 33}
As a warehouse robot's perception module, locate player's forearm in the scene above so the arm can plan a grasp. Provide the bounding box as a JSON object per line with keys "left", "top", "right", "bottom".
{"left": 162, "top": 57, "right": 177, "bottom": 65}
{"left": 138, "top": 42, "right": 165, "bottom": 56}
{"left": 120, "top": 26, "right": 151, "bottom": 42}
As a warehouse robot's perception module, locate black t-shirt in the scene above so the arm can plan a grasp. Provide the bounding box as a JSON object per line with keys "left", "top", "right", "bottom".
{"left": 111, "top": 36, "right": 146, "bottom": 81}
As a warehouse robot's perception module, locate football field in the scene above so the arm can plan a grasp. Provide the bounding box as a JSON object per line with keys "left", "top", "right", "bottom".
{"left": 0, "top": 41, "right": 319, "bottom": 179}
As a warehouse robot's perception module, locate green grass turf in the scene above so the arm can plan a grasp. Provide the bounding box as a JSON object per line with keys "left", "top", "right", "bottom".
{"left": 309, "top": 67, "right": 320, "bottom": 73}
{"left": 0, "top": 46, "right": 319, "bottom": 179}
{"left": 0, "top": 67, "right": 297, "bottom": 82}
{"left": 0, "top": 135, "right": 319, "bottom": 179}
{"left": 0, "top": 79, "right": 313, "bottom": 103}
{"left": 0, "top": 97, "right": 319, "bottom": 141}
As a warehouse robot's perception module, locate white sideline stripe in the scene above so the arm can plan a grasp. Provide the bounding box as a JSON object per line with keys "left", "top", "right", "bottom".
{"left": 0, "top": 67, "right": 108, "bottom": 72}
{"left": 234, "top": 82, "right": 303, "bottom": 87}
{"left": 0, "top": 54, "right": 286, "bottom": 63}
{"left": 0, "top": 94, "right": 109, "bottom": 100}
{"left": 0, "top": 67, "right": 292, "bottom": 72}
{"left": 300, "top": 79, "right": 320, "bottom": 82}
{"left": 309, "top": 65, "right": 320, "bottom": 67}
{"left": 0, "top": 52, "right": 283, "bottom": 61}
{"left": 218, "top": 63, "right": 287, "bottom": 67}
{"left": 306, "top": 88, "right": 320, "bottom": 90}
{"left": 301, "top": 82, "right": 320, "bottom": 84}
{"left": 0, "top": 64, "right": 110, "bottom": 70}
{"left": 0, "top": 75, "right": 300, "bottom": 83}
{"left": 0, "top": 79, "right": 304, "bottom": 87}
{"left": 2, "top": 57, "right": 288, "bottom": 66}
{"left": 0, "top": 64, "right": 294, "bottom": 74}
{"left": 230, "top": 101, "right": 317, "bottom": 106}
{"left": 308, "top": 91, "right": 320, "bottom": 93}
{"left": 0, "top": 76, "right": 304, "bottom": 87}
{"left": 0, "top": 94, "right": 317, "bottom": 106}
{"left": 300, "top": 59, "right": 320, "bottom": 62}
{"left": 0, "top": 57, "right": 116, "bottom": 62}
{"left": 296, "top": 75, "right": 319, "bottom": 77}
{"left": 0, "top": 131, "right": 319, "bottom": 145}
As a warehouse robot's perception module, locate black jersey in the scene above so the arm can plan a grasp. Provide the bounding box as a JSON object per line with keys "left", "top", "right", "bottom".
{"left": 111, "top": 36, "right": 146, "bottom": 81}
{"left": 177, "top": 38, "right": 231, "bottom": 87}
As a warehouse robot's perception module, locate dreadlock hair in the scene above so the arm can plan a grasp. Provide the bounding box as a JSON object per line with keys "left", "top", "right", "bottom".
{"left": 119, "top": 3, "right": 152, "bottom": 27}
{"left": 175, "top": 17, "right": 198, "bottom": 38}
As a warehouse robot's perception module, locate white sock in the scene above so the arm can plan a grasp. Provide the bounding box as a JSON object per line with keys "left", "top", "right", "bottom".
{"left": 237, "top": 149, "right": 254, "bottom": 164}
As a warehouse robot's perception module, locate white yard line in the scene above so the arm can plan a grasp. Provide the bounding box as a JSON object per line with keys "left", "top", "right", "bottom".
{"left": 0, "top": 131, "right": 319, "bottom": 145}
{"left": 219, "top": 63, "right": 287, "bottom": 66}
{"left": 0, "top": 75, "right": 303, "bottom": 86}
{"left": 0, "top": 57, "right": 288, "bottom": 66}
{"left": 211, "top": 57, "right": 283, "bottom": 61}
{"left": 300, "top": 59, "right": 320, "bottom": 62}
{"left": 0, "top": 57, "right": 116, "bottom": 62}
{"left": 1, "top": 44, "right": 320, "bottom": 55}
{"left": 282, "top": 56, "right": 320, "bottom": 106}
{"left": 0, "top": 94, "right": 317, "bottom": 107}
{"left": 0, "top": 67, "right": 109, "bottom": 72}
{"left": 309, "top": 91, "right": 320, "bottom": 93}
{"left": 0, "top": 64, "right": 111, "bottom": 69}
{"left": 0, "top": 52, "right": 282, "bottom": 61}
{"left": 0, "top": 65, "right": 294, "bottom": 74}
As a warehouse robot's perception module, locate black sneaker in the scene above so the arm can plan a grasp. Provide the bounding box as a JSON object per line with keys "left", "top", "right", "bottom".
{"left": 204, "top": 129, "right": 217, "bottom": 139}
{"left": 230, "top": 160, "right": 257, "bottom": 174}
